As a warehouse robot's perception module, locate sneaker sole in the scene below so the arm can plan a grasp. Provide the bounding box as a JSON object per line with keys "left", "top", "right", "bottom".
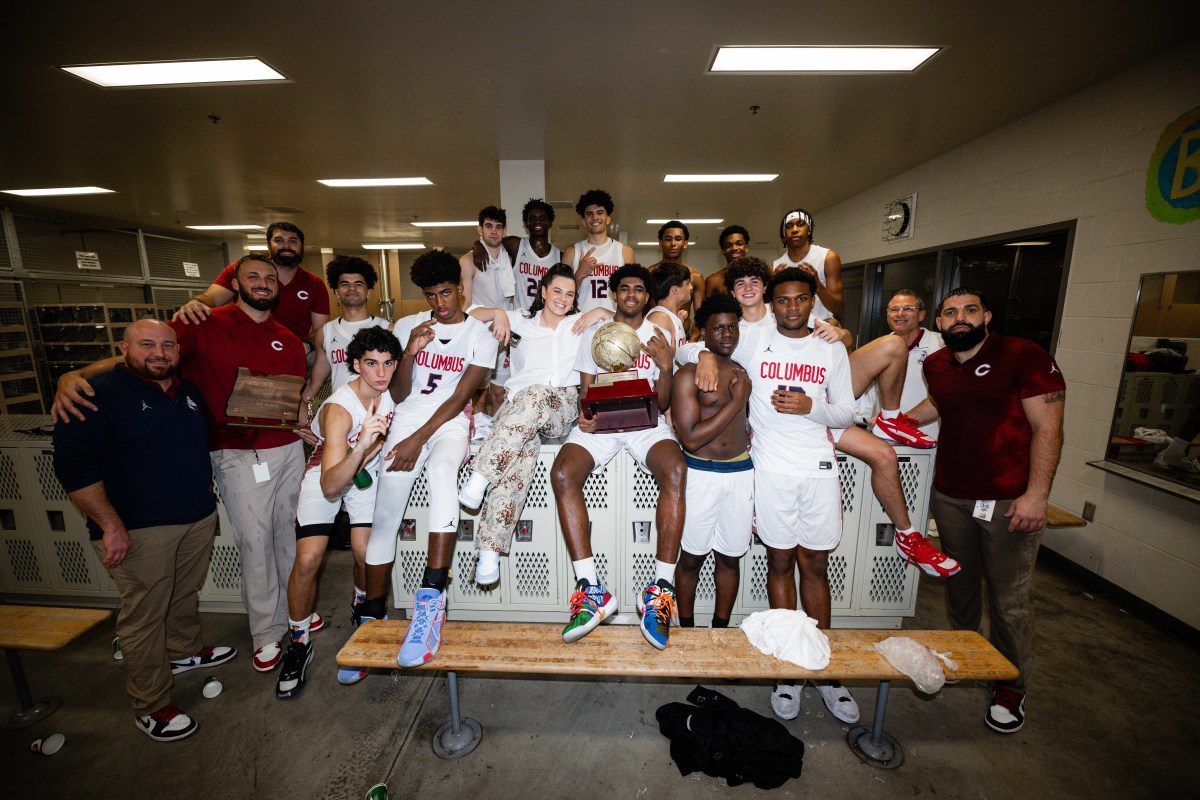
{"left": 475, "top": 568, "right": 500, "bottom": 585}
{"left": 137, "top": 719, "right": 199, "bottom": 742}
{"left": 170, "top": 650, "right": 237, "bottom": 675}
{"left": 562, "top": 597, "right": 619, "bottom": 643}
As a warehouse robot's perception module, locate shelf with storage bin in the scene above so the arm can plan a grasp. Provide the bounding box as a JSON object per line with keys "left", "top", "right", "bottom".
{"left": 0, "top": 303, "right": 44, "bottom": 417}
{"left": 34, "top": 304, "right": 155, "bottom": 366}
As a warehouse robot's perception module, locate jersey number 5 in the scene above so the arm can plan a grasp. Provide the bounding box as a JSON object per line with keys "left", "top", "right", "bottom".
{"left": 421, "top": 373, "right": 443, "bottom": 395}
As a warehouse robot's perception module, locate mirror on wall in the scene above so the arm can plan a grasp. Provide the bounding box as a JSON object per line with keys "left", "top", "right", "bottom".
{"left": 1106, "top": 271, "right": 1200, "bottom": 489}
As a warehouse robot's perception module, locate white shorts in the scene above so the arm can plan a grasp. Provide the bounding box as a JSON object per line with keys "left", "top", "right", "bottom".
{"left": 295, "top": 454, "right": 379, "bottom": 537}
{"left": 565, "top": 419, "right": 677, "bottom": 474}
{"left": 754, "top": 468, "right": 843, "bottom": 551}
{"left": 365, "top": 415, "right": 469, "bottom": 565}
{"left": 680, "top": 460, "right": 753, "bottom": 558}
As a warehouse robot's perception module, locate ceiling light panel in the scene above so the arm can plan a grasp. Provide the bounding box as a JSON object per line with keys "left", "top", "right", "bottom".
{"left": 710, "top": 46, "right": 939, "bottom": 74}
{"left": 186, "top": 224, "right": 265, "bottom": 231}
{"left": 60, "top": 58, "right": 286, "bottom": 88}
{"left": 646, "top": 218, "right": 724, "bottom": 225}
{"left": 318, "top": 178, "right": 432, "bottom": 187}
{"left": 663, "top": 174, "right": 778, "bottom": 183}
{"left": 408, "top": 221, "right": 477, "bottom": 227}
{"left": 2, "top": 186, "right": 114, "bottom": 196}
{"left": 362, "top": 243, "right": 426, "bottom": 250}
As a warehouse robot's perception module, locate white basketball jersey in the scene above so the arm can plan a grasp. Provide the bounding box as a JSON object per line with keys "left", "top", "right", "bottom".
{"left": 389, "top": 312, "right": 499, "bottom": 421}
{"left": 647, "top": 304, "right": 687, "bottom": 350}
{"left": 575, "top": 317, "right": 662, "bottom": 388}
{"left": 571, "top": 238, "right": 624, "bottom": 313}
{"left": 322, "top": 316, "right": 387, "bottom": 391}
{"left": 773, "top": 244, "right": 832, "bottom": 324}
{"left": 736, "top": 327, "right": 854, "bottom": 477}
{"left": 472, "top": 243, "right": 514, "bottom": 309}
{"left": 311, "top": 380, "right": 397, "bottom": 474}
{"left": 513, "top": 238, "right": 562, "bottom": 312}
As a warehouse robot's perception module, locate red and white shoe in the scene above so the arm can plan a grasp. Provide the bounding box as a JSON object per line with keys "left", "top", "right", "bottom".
{"left": 895, "top": 530, "right": 961, "bottom": 578}
{"left": 309, "top": 612, "right": 325, "bottom": 633}
{"left": 253, "top": 641, "right": 283, "bottom": 672}
{"left": 871, "top": 414, "right": 937, "bottom": 449}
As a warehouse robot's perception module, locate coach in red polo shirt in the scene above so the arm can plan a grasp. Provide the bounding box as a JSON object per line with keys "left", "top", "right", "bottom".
{"left": 906, "top": 288, "right": 1065, "bottom": 736}
{"left": 54, "top": 255, "right": 309, "bottom": 674}
{"left": 174, "top": 221, "right": 329, "bottom": 344}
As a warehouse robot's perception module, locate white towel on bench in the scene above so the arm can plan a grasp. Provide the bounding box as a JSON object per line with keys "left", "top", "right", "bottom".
{"left": 740, "top": 609, "right": 831, "bottom": 670}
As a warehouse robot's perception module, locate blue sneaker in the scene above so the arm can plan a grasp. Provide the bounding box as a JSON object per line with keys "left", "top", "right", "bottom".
{"left": 639, "top": 579, "right": 676, "bottom": 650}
{"left": 397, "top": 588, "right": 447, "bottom": 668}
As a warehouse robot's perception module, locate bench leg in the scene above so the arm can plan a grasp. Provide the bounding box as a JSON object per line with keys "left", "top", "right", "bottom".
{"left": 432, "top": 670, "right": 482, "bottom": 760}
{"left": 846, "top": 680, "right": 904, "bottom": 769}
{"left": 3, "top": 649, "right": 62, "bottom": 731}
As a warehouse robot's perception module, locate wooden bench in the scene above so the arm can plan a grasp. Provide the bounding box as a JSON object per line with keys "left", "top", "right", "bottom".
{"left": 0, "top": 604, "right": 112, "bottom": 730}
{"left": 338, "top": 621, "right": 1017, "bottom": 768}
{"left": 1047, "top": 505, "right": 1088, "bottom": 528}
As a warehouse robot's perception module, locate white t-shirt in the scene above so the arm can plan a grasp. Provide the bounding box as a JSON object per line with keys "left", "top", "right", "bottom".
{"left": 389, "top": 312, "right": 498, "bottom": 422}
{"left": 513, "top": 238, "right": 562, "bottom": 312}
{"left": 739, "top": 310, "right": 775, "bottom": 334}
{"left": 773, "top": 244, "right": 833, "bottom": 325}
{"left": 571, "top": 238, "right": 624, "bottom": 313}
{"left": 322, "top": 316, "right": 387, "bottom": 392}
{"left": 678, "top": 326, "right": 855, "bottom": 478}
{"left": 504, "top": 309, "right": 584, "bottom": 394}
{"left": 575, "top": 317, "right": 661, "bottom": 388}
{"left": 471, "top": 241, "right": 516, "bottom": 309}
{"left": 856, "top": 328, "right": 944, "bottom": 437}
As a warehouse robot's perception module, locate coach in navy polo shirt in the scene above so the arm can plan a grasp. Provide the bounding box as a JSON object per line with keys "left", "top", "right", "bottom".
{"left": 54, "top": 319, "right": 233, "bottom": 742}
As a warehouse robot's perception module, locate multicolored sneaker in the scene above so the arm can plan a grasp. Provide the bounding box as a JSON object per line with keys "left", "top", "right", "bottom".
{"left": 397, "top": 588, "right": 447, "bottom": 668}
{"left": 562, "top": 578, "right": 618, "bottom": 643}
{"left": 639, "top": 579, "right": 677, "bottom": 650}
{"left": 871, "top": 414, "right": 937, "bottom": 449}
{"left": 895, "top": 530, "right": 962, "bottom": 577}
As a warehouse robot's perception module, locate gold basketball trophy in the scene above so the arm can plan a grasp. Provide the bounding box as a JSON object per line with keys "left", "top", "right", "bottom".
{"left": 583, "top": 322, "right": 659, "bottom": 433}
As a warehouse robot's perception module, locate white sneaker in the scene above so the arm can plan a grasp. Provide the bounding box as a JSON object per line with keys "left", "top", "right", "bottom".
{"left": 458, "top": 471, "right": 490, "bottom": 508}
{"left": 475, "top": 550, "right": 501, "bottom": 585}
{"left": 814, "top": 680, "right": 860, "bottom": 723}
{"left": 770, "top": 682, "right": 801, "bottom": 721}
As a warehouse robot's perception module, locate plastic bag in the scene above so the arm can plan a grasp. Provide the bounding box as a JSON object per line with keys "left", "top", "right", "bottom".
{"left": 872, "top": 637, "right": 960, "bottom": 694}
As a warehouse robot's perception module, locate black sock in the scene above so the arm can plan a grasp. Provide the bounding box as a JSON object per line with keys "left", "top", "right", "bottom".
{"left": 679, "top": 615, "right": 695, "bottom": 628}
{"left": 358, "top": 597, "right": 386, "bottom": 620}
{"left": 421, "top": 567, "right": 449, "bottom": 592}
{"left": 711, "top": 615, "right": 730, "bottom": 628}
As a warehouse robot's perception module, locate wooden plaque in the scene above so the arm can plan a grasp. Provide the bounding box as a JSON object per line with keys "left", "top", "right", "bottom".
{"left": 583, "top": 373, "right": 659, "bottom": 433}
{"left": 225, "top": 368, "right": 304, "bottom": 429}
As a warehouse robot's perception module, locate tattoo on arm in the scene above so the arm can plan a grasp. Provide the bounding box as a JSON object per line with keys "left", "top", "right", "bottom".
{"left": 1044, "top": 390, "right": 1065, "bottom": 404}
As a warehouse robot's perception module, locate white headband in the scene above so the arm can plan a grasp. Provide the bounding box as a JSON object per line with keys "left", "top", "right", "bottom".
{"left": 784, "top": 211, "right": 811, "bottom": 227}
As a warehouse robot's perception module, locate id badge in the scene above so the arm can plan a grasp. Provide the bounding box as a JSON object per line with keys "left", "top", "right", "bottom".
{"left": 973, "top": 500, "right": 995, "bottom": 521}
{"left": 252, "top": 462, "right": 271, "bottom": 484}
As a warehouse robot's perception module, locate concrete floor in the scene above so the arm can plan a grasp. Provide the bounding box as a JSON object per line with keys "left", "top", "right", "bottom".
{"left": 3, "top": 550, "right": 1198, "bottom": 800}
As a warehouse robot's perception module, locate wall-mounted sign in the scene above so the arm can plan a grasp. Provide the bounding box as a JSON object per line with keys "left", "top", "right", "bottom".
{"left": 183, "top": 261, "right": 200, "bottom": 278}
{"left": 1146, "top": 106, "right": 1200, "bottom": 224}
{"left": 76, "top": 251, "right": 101, "bottom": 270}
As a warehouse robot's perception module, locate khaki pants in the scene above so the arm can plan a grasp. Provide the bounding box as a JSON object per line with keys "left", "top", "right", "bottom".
{"left": 211, "top": 442, "right": 304, "bottom": 649}
{"left": 94, "top": 511, "right": 218, "bottom": 714}
{"left": 930, "top": 489, "right": 1042, "bottom": 690}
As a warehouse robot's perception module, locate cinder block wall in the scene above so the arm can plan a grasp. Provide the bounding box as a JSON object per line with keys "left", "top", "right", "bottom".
{"left": 815, "top": 41, "right": 1200, "bottom": 628}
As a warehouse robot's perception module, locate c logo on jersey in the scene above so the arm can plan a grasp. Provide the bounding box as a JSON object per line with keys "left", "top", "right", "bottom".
{"left": 271, "top": 340, "right": 284, "bottom": 352}
{"left": 975, "top": 364, "right": 992, "bottom": 377}
{"left": 297, "top": 290, "right": 310, "bottom": 300}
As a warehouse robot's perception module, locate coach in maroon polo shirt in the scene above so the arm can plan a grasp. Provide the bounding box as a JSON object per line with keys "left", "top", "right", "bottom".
{"left": 906, "top": 288, "right": 1065, "bottom": 736}
{"left": 173, "top": 221, "right": 329, "bottom": 344}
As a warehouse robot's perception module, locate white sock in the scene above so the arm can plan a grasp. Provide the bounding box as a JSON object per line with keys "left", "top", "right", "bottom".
{"left": 353, "top": 586, "right": 367, "bottom": 604}
{"left": 655, "top": 559, "right": 676, "bottom": 585}
{"left": 573, "top": 557, "right": 598, "bottom": 586}
{"left": 880, "top": 408, "right": 900, "bottom": 420}
{"left": 288, "top": 617, "right": 311, "bottom": 645}
{"left": 897, "top": 526, "right": 918, "bottom": 535}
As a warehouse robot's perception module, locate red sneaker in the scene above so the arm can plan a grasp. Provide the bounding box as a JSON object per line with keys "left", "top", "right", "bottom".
{"left": 871, "top": 414, "right": 937, "bottom": 449}
{"left": 895, "top": 530, "right": 961, "bottom": 577}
